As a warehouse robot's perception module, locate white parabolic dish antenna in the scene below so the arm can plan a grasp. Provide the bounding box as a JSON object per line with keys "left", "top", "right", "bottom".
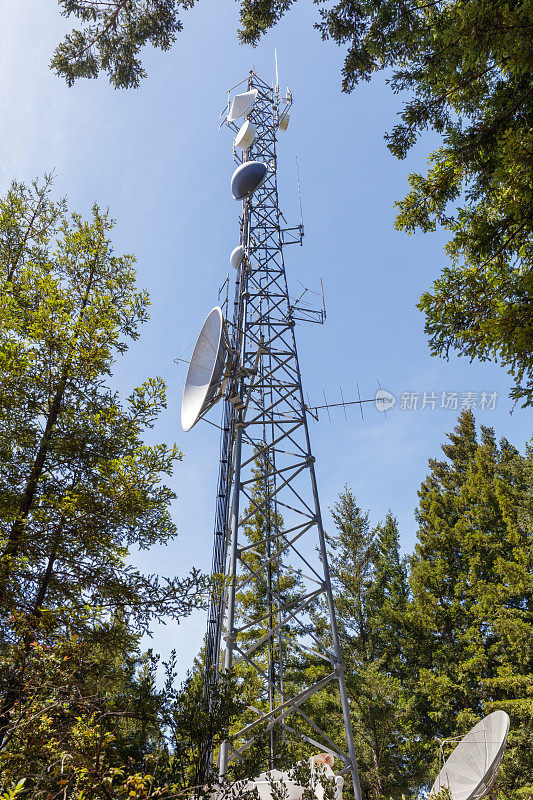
{"left": 431, "top": 711, "right": 510, "bottom": 800}
{"left": 235, "top": 119, "right": 256, "bottom": 150}
{"left": 181, "top": 306, "right": 228, "bottom": 432}
{"left": 228, "top": 89, "right": 258, "bottom": 122}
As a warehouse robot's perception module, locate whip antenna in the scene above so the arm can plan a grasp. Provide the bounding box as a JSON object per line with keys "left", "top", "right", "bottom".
{"left": 296, "top": 155, "right": 304, "bottom": 231}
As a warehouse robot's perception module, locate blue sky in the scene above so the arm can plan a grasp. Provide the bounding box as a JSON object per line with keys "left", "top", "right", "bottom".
{"left": 1, "top": 0, "right": 530, "bottom": 677}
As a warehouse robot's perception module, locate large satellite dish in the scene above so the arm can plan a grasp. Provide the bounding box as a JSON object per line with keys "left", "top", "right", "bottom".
{"left": 431, "top": 711, "right": 510, "bottom": 800}
{"left": 228, "top": 89, "right": 258, "bottom": 122}
{"left": 181, "top": 306, "right": 229, "bottom": 432}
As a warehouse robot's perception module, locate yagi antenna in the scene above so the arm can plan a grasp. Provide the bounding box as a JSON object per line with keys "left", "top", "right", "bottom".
{"left": 306, "top": 384, "right": 384, "bottom": 421}
{"left": 218, "top": 274, "right": 230, "bottom": 316}
{"left": 307, "top": 393, "right": 377, "bottom": 418}
{"left": 287, "top": 279, "right": 326, "bottom": 324}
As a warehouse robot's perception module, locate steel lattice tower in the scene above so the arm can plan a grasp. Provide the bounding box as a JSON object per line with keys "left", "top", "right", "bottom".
{"left": 202, "top": 70, "right": 361, "bottom": 800}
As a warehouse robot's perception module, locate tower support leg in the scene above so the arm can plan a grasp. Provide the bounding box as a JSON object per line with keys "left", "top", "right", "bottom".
{"left": 218, "top": 420, "right": 243, "bottom": 781}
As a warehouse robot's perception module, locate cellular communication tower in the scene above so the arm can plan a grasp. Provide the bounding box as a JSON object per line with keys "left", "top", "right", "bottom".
{"left": 180, "top": 69, "right": 361, "bottom": 800}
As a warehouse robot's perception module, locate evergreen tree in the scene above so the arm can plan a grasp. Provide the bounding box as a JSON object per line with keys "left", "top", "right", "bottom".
{"left": 0, "top": 177, "right": 203, "bottom": 749}
{"left": 314, "top": 488, "right": 417, "bottom": 800}
{"left": 409, "top": 410, "right": 533, "bottom": 794}
{"left": 51, "top": 0, "right": 198, "bottom": 89}
{"left": 237, "top": 0, "right": 533, "bottom": 405}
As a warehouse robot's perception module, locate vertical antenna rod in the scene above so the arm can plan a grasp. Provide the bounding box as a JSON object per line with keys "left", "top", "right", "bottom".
{"left": 296, "top": 155, "right": 304, "bottom": 231}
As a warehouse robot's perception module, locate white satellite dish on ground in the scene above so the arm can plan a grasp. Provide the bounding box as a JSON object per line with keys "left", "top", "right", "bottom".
{"left": 235, "top": 120, "right": 256, "bottom": 150}
{"left": 431, "top": 711, "right": 510, "bottom": 800}
{"left": 228, "top": 89, "right": 258, "bottom": 122}
{"left": 181, "top": 306, "right": 230, "bottom": 432}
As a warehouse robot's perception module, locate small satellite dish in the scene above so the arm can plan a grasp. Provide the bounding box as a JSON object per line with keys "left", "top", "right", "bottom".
{"left": 231, "top": 161, "right": 268, "bottom": 201}
{"left": 228, "top": 89, "right": 258, "bottom": 122}
{"left": 279, "top": 112, "right": 290, "bottom": 132}
{"left": 181, "top": 306, "right": 229, "bottom": 432}
{"left": 230, "top": 244, "right": 245, "bottom": 270}
{"left": 235, "top": 120, "right": 256, "bottom": 150}
{"left": 431, "top": 711, "right": 510, "bottom": 800}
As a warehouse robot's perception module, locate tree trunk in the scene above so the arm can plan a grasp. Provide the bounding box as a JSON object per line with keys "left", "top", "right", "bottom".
{"left": 0, "top": 255, "right": 97, "bottom": 604}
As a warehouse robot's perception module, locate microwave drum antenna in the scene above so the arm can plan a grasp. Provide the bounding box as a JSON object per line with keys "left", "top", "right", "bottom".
{"left": 231, "top": 161, "right": 268, "bottom": 200}
{"left": 431, "top": 710, "right": 510, "bottom": 800}
{"left": 181, "top": 306, "right": 229, "bottom": 432}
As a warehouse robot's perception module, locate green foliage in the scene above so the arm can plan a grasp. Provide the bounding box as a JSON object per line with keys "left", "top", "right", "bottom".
{"left": 238, "top": 0, "right": 295, "bottom": 46}
{"left": 0, "top": 611, "right": 167, "bottom": 798}
{"left": 0, "top": 611, "right": 248, "bottom": 799}
{"left": 318, "top": 488, "right": 420, "bottom": 800}
{"left": 0, "top": 175, "right": 201, "bottom": 632}
{"left": 0, "top": 175, "right": 204, "bottom": 769}
{"left": 409, "top": 410, "right": 533, "bottom": 795}
{"left": 240, "top": 0, "right": 533, "bottom": 405}
{"left": 310, "top": 419, "right": 533, "bottom": 797}
{"left": 52, "top": 0, "right": 199, "bottom": 89}
{"left": 157, "top": 653, "right": 247, "bottom": 793}
{"left": 0, "top": 781, "right": 25, "bottom": 800}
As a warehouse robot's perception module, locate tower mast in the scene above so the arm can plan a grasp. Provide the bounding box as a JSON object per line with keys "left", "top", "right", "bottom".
{"left": 200, "top": 70, "right": 362, "bottom": 800}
